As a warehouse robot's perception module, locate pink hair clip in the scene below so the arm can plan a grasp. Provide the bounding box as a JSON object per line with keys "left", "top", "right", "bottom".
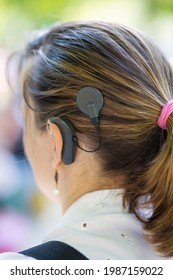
{"left": 157, "top": 100, "right": 173, "bottom": 129}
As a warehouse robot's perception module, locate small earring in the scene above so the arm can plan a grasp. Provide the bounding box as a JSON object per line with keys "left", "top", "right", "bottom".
{"left": 54, "top": 169, "right": 59, "bottom": 196}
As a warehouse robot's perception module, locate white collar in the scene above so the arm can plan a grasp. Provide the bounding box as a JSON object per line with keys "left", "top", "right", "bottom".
{"left": 43, "top": 189, "right": 163, "bottom": 259}
{"left": 61, "top": 188, "right": 126, "bottom": 225}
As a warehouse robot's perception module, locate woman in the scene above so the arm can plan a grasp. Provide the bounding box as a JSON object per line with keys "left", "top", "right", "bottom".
{"left": 1, "top": 21, "right": 173, "bottom": 259}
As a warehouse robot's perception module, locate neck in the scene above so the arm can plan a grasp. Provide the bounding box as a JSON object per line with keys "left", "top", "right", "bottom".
{"left": 57, "top": 153, "right": 125, "bottom": 213}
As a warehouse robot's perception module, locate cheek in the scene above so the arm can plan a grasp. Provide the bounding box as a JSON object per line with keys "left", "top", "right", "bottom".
{"left": 22, "top": 107, "right": 55, "bottom": 199}
{"left": 23, "top": 127, "right": 55, "bottom": 198}
{"left": 23, "top": 125, "right": 35, "bottom": 165}
{"left": 33, "top": 142, "right": 55, "bottom": 200}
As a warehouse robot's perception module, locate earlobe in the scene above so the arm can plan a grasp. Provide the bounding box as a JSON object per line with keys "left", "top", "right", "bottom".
{"left": 47, "top": 122, "right": 63, "bottom": 169}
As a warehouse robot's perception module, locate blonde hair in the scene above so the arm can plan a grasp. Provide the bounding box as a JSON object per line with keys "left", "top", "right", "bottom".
{"left": 15, "top": 22, "right": 173, "bottom": 257}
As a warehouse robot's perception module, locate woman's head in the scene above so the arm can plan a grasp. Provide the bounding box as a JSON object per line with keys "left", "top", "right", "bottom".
{"left": 12, "top": 21, "right": 173, "bottom": 256}
{"left": 20, "top": 22, "right": 172, "bottom": 168}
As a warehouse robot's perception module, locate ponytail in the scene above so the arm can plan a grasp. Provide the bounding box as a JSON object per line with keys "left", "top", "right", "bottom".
{"left": 137, "top": 115, "right": 173, "bottom": 257}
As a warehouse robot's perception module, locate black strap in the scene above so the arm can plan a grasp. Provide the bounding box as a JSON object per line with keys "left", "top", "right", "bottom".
{"left": 20, "top": 241, "right": 88, "bottom": 260}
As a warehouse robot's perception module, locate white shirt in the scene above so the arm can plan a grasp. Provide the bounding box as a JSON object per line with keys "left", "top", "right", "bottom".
{"left": 0, "top": 189, "right": 165, "bottom": 260}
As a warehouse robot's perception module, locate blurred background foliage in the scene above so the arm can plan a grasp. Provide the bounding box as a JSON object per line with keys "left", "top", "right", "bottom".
{"left": 0, "top": 0, "right": 173, "bottom": 54}
{"left": 0, "top": 0, "right": 173, "bottom": 252}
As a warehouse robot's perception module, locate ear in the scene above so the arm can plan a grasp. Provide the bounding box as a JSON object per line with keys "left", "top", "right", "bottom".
{"left": 47, "top": 122, "right": 63, "bottom": 169}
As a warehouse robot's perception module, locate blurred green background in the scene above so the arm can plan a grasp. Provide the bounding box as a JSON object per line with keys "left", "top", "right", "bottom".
{"left": 0, "top": 0, "right": 173, "bottom": 252}
{"left": 0, "top": 0, "right": 173, "bottom": 54}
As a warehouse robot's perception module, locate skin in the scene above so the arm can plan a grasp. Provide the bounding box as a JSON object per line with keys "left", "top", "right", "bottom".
{"left": 22, "top": 103, "right": 125, "bottom": 214}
